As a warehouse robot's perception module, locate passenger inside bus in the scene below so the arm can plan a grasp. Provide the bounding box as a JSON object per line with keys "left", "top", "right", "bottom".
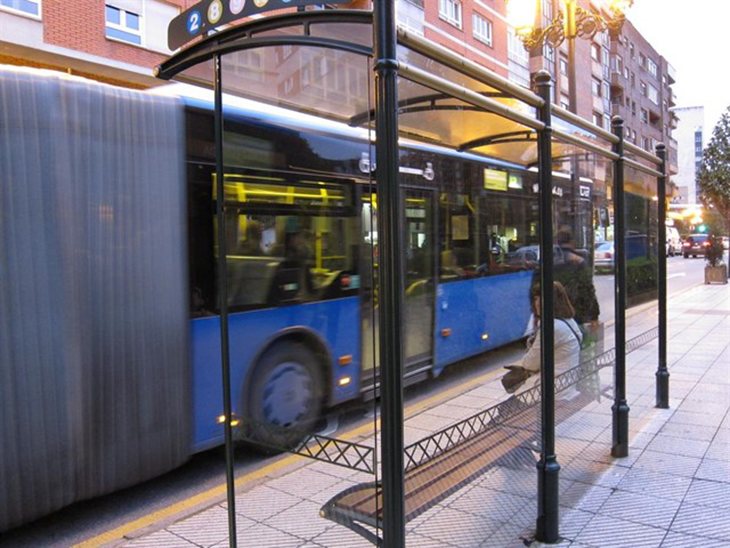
{"left": 238, "top": 220, "right": 264, "bottom": 256}
{"left": 267, "top": 218, "right": 315, "bottom": 303}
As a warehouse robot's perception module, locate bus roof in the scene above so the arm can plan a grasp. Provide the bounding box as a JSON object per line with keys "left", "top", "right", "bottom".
{"left": 149, "top": 82, "right": 526, "bottom": 173}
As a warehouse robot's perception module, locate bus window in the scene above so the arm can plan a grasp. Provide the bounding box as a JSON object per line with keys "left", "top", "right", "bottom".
{"left": 439, "top": 193, "right": 477, "bottom": 280}
{"left": 480, "top": 194, "right": 538, "bottom": 273}
{"left": 210, "top": 175, "right": 358, "bottom": 310}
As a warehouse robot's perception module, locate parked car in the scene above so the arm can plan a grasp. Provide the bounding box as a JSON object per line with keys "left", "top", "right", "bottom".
{"left": 682, "top": 234, "right": 711, "bottom": 258}
{"left": 666, "top": 226, "right": 681, "bottom": 256}
{"left": 594, "top": 241, "right": 614, "bottom": 272}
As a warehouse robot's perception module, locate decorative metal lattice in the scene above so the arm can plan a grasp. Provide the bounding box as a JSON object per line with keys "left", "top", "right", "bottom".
{"left": 275, "top": 327, "right": 659, "bottom": 472}
{"left": 295, "top": 433, "right": 375, "bottom": 473}
{"left": 403, "top": 327, "right": 658, "bottom": 471}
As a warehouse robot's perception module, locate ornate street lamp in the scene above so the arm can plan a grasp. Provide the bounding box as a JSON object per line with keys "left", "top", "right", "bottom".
{"left": 507, "top": 0, "right": 633, "bottom": 112}
{"left": 509, "top": 0, "right": 632, "bottom": 51}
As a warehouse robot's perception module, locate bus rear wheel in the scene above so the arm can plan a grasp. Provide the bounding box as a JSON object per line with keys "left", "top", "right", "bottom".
{"left": 245, "top": 342, "right": 323, "bottom": 451}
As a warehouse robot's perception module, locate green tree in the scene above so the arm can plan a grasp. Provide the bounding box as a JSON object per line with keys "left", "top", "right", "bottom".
{"left": 698, "top": 107, "right": 730, "bottom": 234}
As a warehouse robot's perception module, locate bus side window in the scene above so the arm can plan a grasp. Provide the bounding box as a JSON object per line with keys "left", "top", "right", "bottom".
{"left": 439, "top": 193, "right": 476, "bottom": 280}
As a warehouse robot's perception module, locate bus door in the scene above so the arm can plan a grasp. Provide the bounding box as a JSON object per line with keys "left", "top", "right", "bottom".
{"left": 403, "top": 188, "right": 435, "bottom": 368}
{"left": 360, "top": 188, "right": 436, "bottom": 385}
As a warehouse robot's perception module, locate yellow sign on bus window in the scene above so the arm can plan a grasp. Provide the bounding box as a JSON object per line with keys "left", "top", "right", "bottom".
{"left": 484, "top": 168, "right": 508, "bottom": 191}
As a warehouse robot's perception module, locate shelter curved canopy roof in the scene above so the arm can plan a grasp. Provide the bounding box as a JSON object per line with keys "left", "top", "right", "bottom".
{"left": 157, "top": 9, "right": 658, "bottom": 173}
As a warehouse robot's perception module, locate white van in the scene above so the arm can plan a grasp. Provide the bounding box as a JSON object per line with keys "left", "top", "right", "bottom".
{"left": 666, "top": 226, "right": 681, "bottom": 256}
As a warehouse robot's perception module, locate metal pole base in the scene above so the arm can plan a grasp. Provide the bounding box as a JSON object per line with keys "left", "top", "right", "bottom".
{"left": 611, "top": 401, "right": 630, "bottom": 457}
{"left": 536, "top": 456, "right": 561, "bottom": 543}
{"left": 656, "top": 369, "right": 670, "bottom": 409}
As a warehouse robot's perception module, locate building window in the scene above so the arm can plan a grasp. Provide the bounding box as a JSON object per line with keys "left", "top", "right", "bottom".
{"left": 592, "top": 77, "right": 602, "bottom": 97}
{"left": 647, "top": 58, "right": 658, "bottom": 77}
{"left": 628, "top": 41, "right": 634, "bottom": 57}
{"left": 647, "top": 84, "right": 658, "bottom": 105}
{"left": 106, "top": 4, "right": 141, "bottom": 45}
{"left": 592, "top": 111, "right": 603, "bottom": 127}
{"left": 0, "top": 0, "right": 39, "bottom": 16}
{"left": 639, "top": 52, "right": 646, "bottom": 68}
{"left": 560, "top": 95, "right": 570, "bottom": 110}
{"left": 640, "top": 108, "right": 648, "bottom": 123}
{"left": 591, "top": 42, "right": 601, "bottom": 61}
{"left": 275, "top": 45, "right": 294, "bottom": 64}
{"left": 640, "top": 81, "right": 647, "bottom": 97}
{"left": 559, "top": 55, "right": 568, "bottom": 75}
{"left": 398, "top": 0, "right": 425, "bottom": 35}
{"left": 438, "top": 0, "right": 462, "bottom": 29}
{"left": 543, "top": 44, "right": 554, "bottom": 62}
{"left": 472, "top": 13, "right": 492, "bottom": 46}
{"left": 603, "top": 82, "right": 610, "bottom": 101}
{"left": 613, "top": 54, "right": 623, "bottom": 73}
{"left": 282, "top": 76, "right": 295, "bottom": 96}
{"left": 507, "top": 28, "right": 529, "bottom": 65}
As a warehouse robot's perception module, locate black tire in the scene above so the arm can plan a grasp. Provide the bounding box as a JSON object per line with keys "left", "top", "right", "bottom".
{"left": 683, "top": 253, "right": 689, "bottom": 259}
{"left": 244, "top": 342, "right": 323, "bottom": 451}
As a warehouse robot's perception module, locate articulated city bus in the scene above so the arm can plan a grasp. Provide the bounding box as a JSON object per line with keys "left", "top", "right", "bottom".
{"left": 0, "top": 67, "right": 594, "bottom": 530}
{"left": 183, "top": 92, "right": 599, "bottom": 450}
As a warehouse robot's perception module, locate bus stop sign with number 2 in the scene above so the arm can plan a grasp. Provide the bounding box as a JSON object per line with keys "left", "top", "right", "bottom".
{"left": 168, "top": 0, "right": 350, "bottom": 51}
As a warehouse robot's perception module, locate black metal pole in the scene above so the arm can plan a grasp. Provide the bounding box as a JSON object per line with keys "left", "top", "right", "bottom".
{"left": 611, "top": 116, "right": 629, "bottom": 458}
{"left": 535, "top": 70, "right": 560, "bottom": 544}
{"left": 214, "top": 54, "right": 238, "bottom": 547}
{"left": 373, "top": 1, "right": 405, "bottom": 546}
{"left": 655, "top": 143, "right": 670, "bottom": 408}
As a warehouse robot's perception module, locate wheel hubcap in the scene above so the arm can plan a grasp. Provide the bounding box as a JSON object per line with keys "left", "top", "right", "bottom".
{"left": 262, "top": 361, "right": 313, "bottom": 428}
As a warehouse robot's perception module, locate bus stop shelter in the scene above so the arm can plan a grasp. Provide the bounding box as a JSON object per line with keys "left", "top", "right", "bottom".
{"left": 158, "top": 3, "right": 668, "bottom": 546}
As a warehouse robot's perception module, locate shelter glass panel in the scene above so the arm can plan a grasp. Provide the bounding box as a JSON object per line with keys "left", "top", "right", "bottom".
{"left": 624, "top": 164, "right": 659, "bottom": 375}
{"left": 200, "top": 49, "right": 385, "bottom": 545}
{"left": 398, "top": 91, "right": 544, "bottom": 545}
{"left": 218, "top": 45, "right": 372, "bottom": 122}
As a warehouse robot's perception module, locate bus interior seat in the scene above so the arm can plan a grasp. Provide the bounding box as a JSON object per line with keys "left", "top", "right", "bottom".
{"left": 227, "top": 256, "right": 281, "bottom": 307}
{"left": 267, "top": 260, "right": 307, "bottom": 305}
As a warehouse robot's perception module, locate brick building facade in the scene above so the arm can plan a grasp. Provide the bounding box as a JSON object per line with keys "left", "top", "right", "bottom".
{"left": 1, "top": 0, "right": 192, "bottom": 87}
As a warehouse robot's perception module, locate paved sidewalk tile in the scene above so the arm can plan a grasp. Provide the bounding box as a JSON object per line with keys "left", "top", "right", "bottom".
{"left": 575, "top": 514, "right": 667, "bottom": 547}
{"left": 125, "top": 285, "right": 729, "bottom": 548}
